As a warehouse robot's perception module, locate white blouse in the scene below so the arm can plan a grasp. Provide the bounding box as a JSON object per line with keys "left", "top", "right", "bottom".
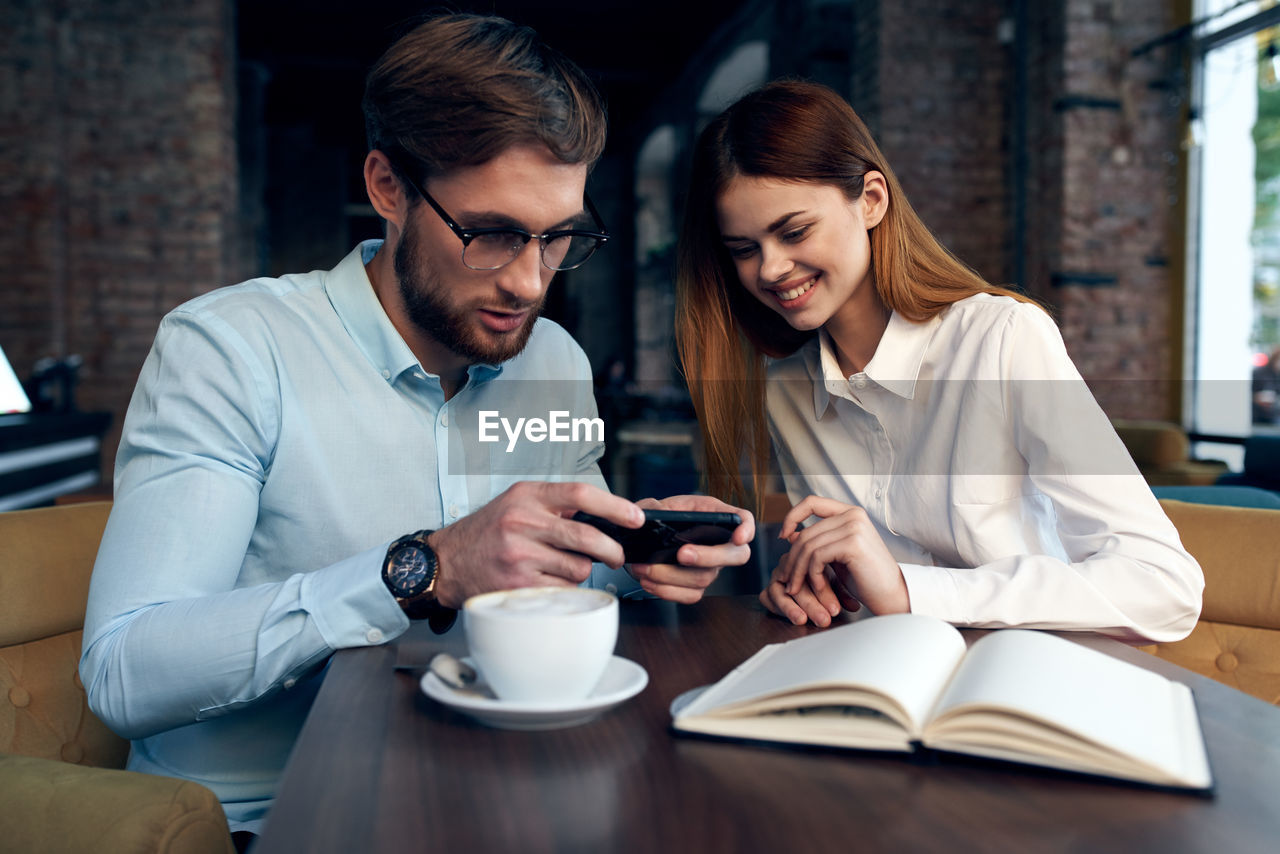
{"left": 766, "top": 293, "right": 1203, "bottom": 643}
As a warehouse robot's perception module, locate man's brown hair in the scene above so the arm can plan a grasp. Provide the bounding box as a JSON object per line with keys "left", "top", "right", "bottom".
{"left": 362, "top": 13, "right": 607, "bottom": 181}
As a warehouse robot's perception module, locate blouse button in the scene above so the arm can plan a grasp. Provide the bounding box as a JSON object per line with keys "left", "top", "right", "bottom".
{"left": 1215, "top": 652, "right": 1239, "bottom": 673}
{"left": 8, "top": 686, "right": 31, "bottom": 707}
{"left": 366, "top": 627, "right": 385, "bottom": 644}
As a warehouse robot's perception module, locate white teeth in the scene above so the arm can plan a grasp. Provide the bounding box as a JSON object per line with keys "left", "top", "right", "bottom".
{"left": 777, "top": 277, "right": 816, "bottom": 301}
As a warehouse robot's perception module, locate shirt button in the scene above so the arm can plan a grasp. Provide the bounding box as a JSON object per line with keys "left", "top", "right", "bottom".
{"left": 283, "top": 678, "right": 297, "bottom": 690}
{"left": 605, "top": 583, "right": 618, "bottom": 595}
{"left": 381, "top": 369, "right": 391, "bottom": 379}
{"left": 853, "top": 377, "right": 868, "bottom": 390}
{"left": 366, "top": 628, "right": 384, "bottom": 644}
{"left": 440, "top": 412, "right": 449, "bottom": 427}
{"left": 875, "top": 488, "right": 883, "bottom": 499}
{"left": 448, "top": 504, "right": 460, "bottom": 518}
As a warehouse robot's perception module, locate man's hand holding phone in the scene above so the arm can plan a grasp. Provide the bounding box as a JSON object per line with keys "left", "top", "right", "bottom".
{"left": 429, "top": 483, "right": 753, "bottom": 608}
{"left": 428, "top": 481, "right": 645, "bottom": 607}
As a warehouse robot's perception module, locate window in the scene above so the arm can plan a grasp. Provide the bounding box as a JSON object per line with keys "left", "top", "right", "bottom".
{"left": 1189, "top": 0, "right": 1280, "bottom": 466}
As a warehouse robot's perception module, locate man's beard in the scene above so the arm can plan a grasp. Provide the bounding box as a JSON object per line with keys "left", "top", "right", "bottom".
{"left": 393, "top": 213, "right": 543, "bottom": 365}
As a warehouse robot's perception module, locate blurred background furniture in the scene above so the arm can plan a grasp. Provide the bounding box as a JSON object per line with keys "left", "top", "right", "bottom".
{"left": 1111, "top": 418, "right": 1229, "bottom": 486}
{"left": 1215, "top": 435, "right": 1280, "bottom": 495}
{"left": 733, "top": 492, "right": 792, "bottom": 593}
{"left": 0, "top": 349, "right": 113, "bottom": 511}
{"left": 1151, "top": 484, "right": 1280, "bottom": 509}
{"left": 1141, "top": 499, "right": 1280, "bottom": 706}
{"left": 609, "top": 419, "right": 699, "bottom": 501}
{"left": 0, "top": 411, "right": 112, "bottom": 511}
{"left": 0, "top": 501, "right": 234, "bottom": 854}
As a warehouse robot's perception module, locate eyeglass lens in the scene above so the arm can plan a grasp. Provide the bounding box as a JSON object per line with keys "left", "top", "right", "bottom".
{"left": 463, "top": 231, "right": 601, "bottom": 271}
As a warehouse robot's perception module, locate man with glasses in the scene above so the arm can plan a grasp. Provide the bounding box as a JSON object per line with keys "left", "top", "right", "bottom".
{"left": 81, "top": 14, "right": 753, "bottom": 844}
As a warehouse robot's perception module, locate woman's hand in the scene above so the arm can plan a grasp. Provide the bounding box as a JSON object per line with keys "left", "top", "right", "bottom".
{"left": 775, "top": 496, "right": 911, "bottom": 617}
{"left": 759, "top": 550, "right": 861, "bottom": 626}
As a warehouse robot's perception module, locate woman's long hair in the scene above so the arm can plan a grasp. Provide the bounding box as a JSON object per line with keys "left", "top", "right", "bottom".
{"left": 675, "top": 80, "right": 1036, "bottom": 513}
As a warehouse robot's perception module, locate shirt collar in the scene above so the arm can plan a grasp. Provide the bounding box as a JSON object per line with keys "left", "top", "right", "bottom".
{"left": 808, "top": 310, "right": 941, "bottom": 417}
{"left": 325, "top": 240, "right": 504, "bottom": 388}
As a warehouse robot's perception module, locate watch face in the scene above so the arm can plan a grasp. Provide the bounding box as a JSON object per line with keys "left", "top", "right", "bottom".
{"left": 387, "top": 545, "right": 431, "bottom": 597}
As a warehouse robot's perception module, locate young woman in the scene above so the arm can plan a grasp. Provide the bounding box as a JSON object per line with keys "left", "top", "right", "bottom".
{"left": 675, "top": 80, "right": 1202, "bottom": 642}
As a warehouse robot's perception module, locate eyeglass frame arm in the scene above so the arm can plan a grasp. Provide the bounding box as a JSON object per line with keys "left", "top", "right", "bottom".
{"left": 383, "top": 151, "right": 610, "bottom": 251}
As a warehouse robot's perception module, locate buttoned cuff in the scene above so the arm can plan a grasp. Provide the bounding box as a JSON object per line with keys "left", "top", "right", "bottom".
{"left": 300, "top": 540, "right": 410, "bottom": 648}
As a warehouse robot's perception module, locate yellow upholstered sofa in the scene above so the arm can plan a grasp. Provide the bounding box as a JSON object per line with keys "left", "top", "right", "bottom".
{"left": 1141, "top": 499, "right": 1280, "bottom": 705}
{"left": 0, "top": 501, "right": 234, "bottom": 854}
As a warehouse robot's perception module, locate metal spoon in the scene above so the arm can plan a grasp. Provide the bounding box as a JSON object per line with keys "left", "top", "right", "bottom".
{"left": 427, "top": 653, "right": 489, "bottom": 698}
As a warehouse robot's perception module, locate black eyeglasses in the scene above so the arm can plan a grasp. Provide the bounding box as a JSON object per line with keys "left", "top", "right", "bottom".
{"left": 389, "top": 155, "right": 609, "bottom": 271}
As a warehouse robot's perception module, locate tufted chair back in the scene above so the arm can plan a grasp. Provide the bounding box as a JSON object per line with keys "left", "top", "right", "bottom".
{"left": 1141, "top": 499, "right": 1280, "bottom": 705}
{"left": 0, "top": 501, "right": 235, "bottom": 854}
{"left": 0, "top": 501, "right": 126, "bottom": 765}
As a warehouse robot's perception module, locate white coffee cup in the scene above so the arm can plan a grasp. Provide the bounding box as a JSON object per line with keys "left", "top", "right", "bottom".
{"left": 463, "top": 586, "right": 619, "bottom": 704}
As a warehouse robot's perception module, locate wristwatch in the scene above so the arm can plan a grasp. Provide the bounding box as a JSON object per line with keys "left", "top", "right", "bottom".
{"left": 381, "top": 530, "right": 456, "bottom": 631}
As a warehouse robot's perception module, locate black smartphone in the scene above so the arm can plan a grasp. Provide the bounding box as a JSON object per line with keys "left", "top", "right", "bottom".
{"left": 572, "top": 509, "right": 742, "bottom": 565}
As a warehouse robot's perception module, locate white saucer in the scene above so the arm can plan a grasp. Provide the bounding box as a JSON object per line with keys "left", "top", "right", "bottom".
{"left": 420, "top": 655, "right": 648, "bottom": 731}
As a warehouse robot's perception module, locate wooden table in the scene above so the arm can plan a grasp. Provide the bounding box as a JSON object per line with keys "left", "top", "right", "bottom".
{"left": 256, "top": 596, "right": 1280, "bottom": 853}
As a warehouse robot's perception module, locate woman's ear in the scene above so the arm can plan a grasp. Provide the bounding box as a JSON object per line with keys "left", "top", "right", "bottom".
{"left": 860, "top": 171, "right": 889, "bottom": 229}
{"left": 365, "top": 150, "right": 407, "bottom": 230}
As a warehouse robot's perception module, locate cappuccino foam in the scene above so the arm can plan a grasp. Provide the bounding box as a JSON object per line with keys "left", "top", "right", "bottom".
{"left": 478, "top": 588, "right": 608, "bottom": 616}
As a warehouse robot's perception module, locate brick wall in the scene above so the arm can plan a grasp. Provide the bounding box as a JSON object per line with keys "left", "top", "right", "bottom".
{"left": 872, "top": 0, "right": 1185, "bottom": 419}
{"left": 1050, "top": 0, "right": 1185, "bottom": 417}
{"left": 0, "top": 0, "right": 240, "bottom": 483}
{"left": 876, "top": 0, "right": 1013, "bottom": 287}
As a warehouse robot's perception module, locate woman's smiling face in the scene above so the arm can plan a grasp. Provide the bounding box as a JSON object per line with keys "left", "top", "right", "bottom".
{"left": 715, "top": 175, "right": 884, "bottom": 332}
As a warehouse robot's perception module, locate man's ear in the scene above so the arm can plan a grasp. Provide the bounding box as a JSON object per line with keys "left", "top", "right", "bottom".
{"left": 860, "top": 171, "right": 889, "bottom": 229}
{"left": 365, "top": 150, "right": 408, "bottom": 230}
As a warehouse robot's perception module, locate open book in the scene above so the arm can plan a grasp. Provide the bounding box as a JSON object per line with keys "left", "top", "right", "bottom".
{"left": 671, "top": 614, "right": 1212, "bottom": 792}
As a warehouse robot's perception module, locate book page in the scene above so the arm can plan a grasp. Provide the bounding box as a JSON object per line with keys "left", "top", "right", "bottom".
{"left": 924, "top": 630, "right": 1211, "bottom": 788}
{"left": 677, "top": 613, "right": 968, "bottom": 735}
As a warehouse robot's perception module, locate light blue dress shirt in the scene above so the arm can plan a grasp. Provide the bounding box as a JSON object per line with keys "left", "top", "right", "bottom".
{"left": 80, "top": 240, "right": 635, "bottom": 831}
